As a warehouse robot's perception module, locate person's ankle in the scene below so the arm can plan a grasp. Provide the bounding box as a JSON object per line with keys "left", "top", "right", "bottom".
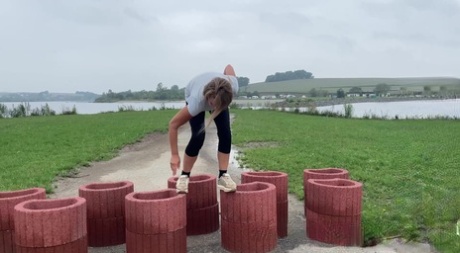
{"left": 181, "top": 171, "right": 191, "bottom": 177}
{"left": 219, "top": 170, "right": 227, "bottom": 178}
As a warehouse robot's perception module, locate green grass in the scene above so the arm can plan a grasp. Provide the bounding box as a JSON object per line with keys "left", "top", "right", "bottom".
{"left": 1, "top": 108, "right": 459, "bottom": 251}
{"left": 231, "top": 109, "right": 460, "bottom": 252}
{"left": 243, "top": 77, "right": 460, "bottom": 93}
{"left": 0, "top": 110, "right": 176, "bottom": 192}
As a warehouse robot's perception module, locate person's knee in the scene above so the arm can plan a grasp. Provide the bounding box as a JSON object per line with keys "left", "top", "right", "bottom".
{"left": 185, "top": 132, "right": 205, "bottom": 156}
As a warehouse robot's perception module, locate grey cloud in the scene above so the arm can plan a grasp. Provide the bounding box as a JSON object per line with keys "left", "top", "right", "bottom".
{"left": 0, "top": 0, "right": 459, "bottom": 93}
{"left": 259, "top": 11, "right": 311, "bottom": 33}
{"left": 123, "top": 7, "right": 155, "bottom": 24}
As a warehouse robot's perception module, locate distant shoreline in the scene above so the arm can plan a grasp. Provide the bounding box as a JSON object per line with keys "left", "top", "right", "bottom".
{"left": 2, "top": 97, "right": 458, "bottom": 108}
{"left": 269, "top": 96, "right": 459, "bottom": 108}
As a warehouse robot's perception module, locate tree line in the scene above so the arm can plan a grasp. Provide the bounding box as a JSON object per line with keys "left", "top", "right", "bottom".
{"left": 95, "top": 83, "right": 184, "bottom": 102}
{"left": 265, "top": 70, "right": 314, "bottom": 82}
{"left": 96, "top": 77, "right": 253, "bottom": 102}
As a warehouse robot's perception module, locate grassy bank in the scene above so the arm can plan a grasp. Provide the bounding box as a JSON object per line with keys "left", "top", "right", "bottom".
{"left": 231, "top": 109, "right": 459, "bottom": 252}
{"left": 0, "top": 110, "right": 176, "bottom": 192}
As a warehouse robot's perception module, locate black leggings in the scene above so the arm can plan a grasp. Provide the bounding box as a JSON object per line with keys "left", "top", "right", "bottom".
{"left": 185, "top": 108, "right": 231, "bottom": 157}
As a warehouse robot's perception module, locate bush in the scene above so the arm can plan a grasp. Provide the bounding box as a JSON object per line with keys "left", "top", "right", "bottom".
{"left": 9, "top": 103, "right": 30, "bottom": 118}
{"left": 0, "top": 103, "right": 7, "bottom": 118}
{"left": 344, "top": 103, "right": 353, "bottom": 118}
{"left": 62, "top": 105, "right": 77, "bottom": 115}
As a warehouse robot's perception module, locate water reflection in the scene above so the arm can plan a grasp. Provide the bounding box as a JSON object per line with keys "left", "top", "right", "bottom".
{"left": 2, "top": 99, "right": 459, "bottom": 119}
{"left": 315, "top": 99, "right": 460, "bottom": 119}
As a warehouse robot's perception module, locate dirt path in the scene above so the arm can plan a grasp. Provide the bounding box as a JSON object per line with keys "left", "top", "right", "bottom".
{"left": 50, "top": 121, "right": 437, "bottom": 253}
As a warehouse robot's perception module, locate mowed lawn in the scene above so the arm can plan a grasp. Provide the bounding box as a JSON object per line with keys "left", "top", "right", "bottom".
{"left": 231, "top": 109, "right": 460, "bottom": 252}
{"left": 0, "top": 109, "right": 459, "bottom": 252}
{"left": 0, "top": 110, "right": 176, "bottom": 192}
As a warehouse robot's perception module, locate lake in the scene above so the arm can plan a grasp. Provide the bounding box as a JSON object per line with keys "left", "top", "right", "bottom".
{"left": 2, "top": 99, "right": 459, "bottom": 119}
{"left": 1, "top": 101, "right": 185, "bottom": 114}
{"left": 315, "top": 99, "right": 460, "bottom": 119}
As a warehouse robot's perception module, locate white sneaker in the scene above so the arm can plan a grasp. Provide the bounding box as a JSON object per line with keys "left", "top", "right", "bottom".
{"left": 176, "top": 175, "right": 189, "bottom": 194}
{"left": 218, "top": 173, "right": 237, "bottom": 192}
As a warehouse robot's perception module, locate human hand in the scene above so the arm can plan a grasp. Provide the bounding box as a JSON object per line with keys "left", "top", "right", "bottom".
{"left": 170, "top": 154, "right": 181, "bottom": 176}
{"left": 223, "top": 64, "right": 236, "bottom": 76}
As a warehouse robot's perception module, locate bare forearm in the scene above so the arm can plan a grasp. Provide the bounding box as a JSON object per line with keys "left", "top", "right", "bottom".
{"left": 169, "top": 127, "right": 179, "bottom": 155}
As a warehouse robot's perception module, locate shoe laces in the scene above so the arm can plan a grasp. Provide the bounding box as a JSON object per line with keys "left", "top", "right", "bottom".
{"left": 221, "top": 174, "right": 233, "bottom": 184}
{"left": 177, "top": 176, "right": 188, "bottom": 188}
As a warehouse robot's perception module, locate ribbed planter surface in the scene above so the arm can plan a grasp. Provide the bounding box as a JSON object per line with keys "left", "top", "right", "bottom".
{"left": 125, "top": 189, "right": 186, "bottom": 253}
{"left": 241, "top": 171, "right": 288, "bottom": 238}
{"left": 220, "top": 182, "right": 278, "bottom": 253}
{"left": 303, "top": 168, "right": 349, "bottom": 217}
{"left": 305, "top": 178, "right": 363, "bottom": 246}
{"left": 0, "top": 188, "right": 46, "bottom": 253}
{"left": 79, "top": 181, "right": 133, "bottom": 247}
{"left": 168, "top": 174, "right": 219, "bottom": 235}
{"left": 14, "top": 197, "right": 87, "bottom": 252}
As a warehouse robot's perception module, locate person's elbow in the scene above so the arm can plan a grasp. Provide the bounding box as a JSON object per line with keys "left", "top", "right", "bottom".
{"left": 169, "top": 119, "right": 179, "bottom": 131}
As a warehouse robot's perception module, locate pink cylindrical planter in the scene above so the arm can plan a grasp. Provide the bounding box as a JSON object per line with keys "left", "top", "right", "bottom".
{"left": 125, "top": 189, "right": 186, "bottom": 253}
{"left": 167, "top": 174, "right": 219, "bottom": 235}
{"left": 14, "top": 197, "right": 87, "bottom": 252}
{"left": 241, "top": 171, "right": 288, "bottom": 238}
{"left": 303, "top": 168, "right": 349, "bottom": 217}
{"left": 220, "top": 182, "right": 278, "bottom": 253}
{"left": 0, "top": 188, "right": 46, "bottom": 253}
{"left": 305, "top": 178, "right": 363, "bottom": 246}
{"left": 79, "top": 181, "right": 133, "bottom": 247}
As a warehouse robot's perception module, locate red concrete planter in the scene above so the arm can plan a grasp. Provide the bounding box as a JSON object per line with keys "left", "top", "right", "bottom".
{"left": 241, "top": 171, "right": 288, "bottom": 238}
{"left": 0, "top": 230, "right": 14, "bottom": 253}
{"left": 167, "top": 174, "right": 219, "bottom": 235}
{"left": 303, "top": 168, "right": 349, "bottom": 216}
{"left": 14, "top": 197, "right": 87, "bottom": 252}
{"left": 79, "top": 181, "right": 133, "bottom": 247}
{"left": 125, "top": 228, "right": 186, "bottom": 253}
{"left": 220, "top": 182, "right": 277, "bottom": 253}
{"left": 125, "top": 189, "right": 186, "bottom": 253}
{"left": 15, "top": 236, "right": 88, "bottom": 253}
{"left": 303, "top": 168, "right": 349, "bottom": 181}
{"left": 305, "top": 178, "right": 363, "bottom": 246}
{"left": 0, "top": 188, "right": 46, "bottom": 253}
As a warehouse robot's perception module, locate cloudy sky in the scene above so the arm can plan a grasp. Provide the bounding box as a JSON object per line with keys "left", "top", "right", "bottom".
{"left": 1, "top": 0, "right": 459, "bottom": 94}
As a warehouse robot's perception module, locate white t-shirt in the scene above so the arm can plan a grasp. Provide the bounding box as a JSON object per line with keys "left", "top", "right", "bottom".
{"left": 185, "top": 72, "right": 239, "bottom": 117}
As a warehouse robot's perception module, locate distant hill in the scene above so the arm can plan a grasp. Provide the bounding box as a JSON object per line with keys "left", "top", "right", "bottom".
{"left": 242, "top": 77, "right": 460, "bottom": 94}
{"left": 0, "top": 91, "right": 100, "bottom": 102}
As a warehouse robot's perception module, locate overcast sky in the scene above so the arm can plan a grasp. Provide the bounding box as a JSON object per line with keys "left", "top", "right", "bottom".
{"left": 1, "top": 0, "right": 460, "bottom": 94}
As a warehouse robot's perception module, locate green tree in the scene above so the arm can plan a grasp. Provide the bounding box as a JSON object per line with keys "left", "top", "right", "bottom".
{"left": 349, "top": 87, "right": 362, "bottom": 94}
{"left": 337, "top": 89, "right": 345, "bottom": 98}
{"left": 423, "top": 86, "right": 433, "bottom": 97}
{"left": 265, "top": 70, "right": 314, "bottom": 82}
{"left": 374, "top": 83, "right": 390, "bottom": 96}
{"left": 237, "top": 77, "right": 250, "bottom": 87}
{"left": 309, "top": 88, "right": 318, "bottom": 97}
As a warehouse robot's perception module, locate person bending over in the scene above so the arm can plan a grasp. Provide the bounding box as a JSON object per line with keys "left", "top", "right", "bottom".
{"left": 169, "top": 64, "right": 239, "bottom": 193}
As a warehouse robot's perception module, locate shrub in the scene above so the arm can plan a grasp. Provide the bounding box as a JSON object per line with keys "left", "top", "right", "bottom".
{"left": 344, "top": 103, "right": 353, "bottom": 118}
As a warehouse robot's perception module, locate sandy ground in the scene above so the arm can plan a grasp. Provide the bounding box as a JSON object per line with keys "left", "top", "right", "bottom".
{"left": 50, "top": 120, "right": 438, "bottom": 253}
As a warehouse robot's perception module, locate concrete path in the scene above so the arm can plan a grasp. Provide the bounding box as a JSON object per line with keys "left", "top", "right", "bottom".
{"left": 50, "top": 121, "right": 437, "bottom": 253}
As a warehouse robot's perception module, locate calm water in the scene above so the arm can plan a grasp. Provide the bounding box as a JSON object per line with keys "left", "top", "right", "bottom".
{"left": 3, "top": 99, "right": 460, "bottom": 119}
{"left": 2, "top": 101, "right": 185, "bottom": 114}
{"left": 315, "top": 99, "right": 460, "bottom": 119}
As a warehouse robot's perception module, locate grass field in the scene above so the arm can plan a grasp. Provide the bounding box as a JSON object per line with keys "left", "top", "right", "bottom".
{"left": 231, "top": 109, "right": 460, "bottom": 252}
{"left": 243, "top": 77, "right": 460, "bottom": 94}
{"left": 0, "top": 109, "right": 459, "bottom": 252}
{"left": 0, "top": 110, "right": 176, "bottom": 192}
